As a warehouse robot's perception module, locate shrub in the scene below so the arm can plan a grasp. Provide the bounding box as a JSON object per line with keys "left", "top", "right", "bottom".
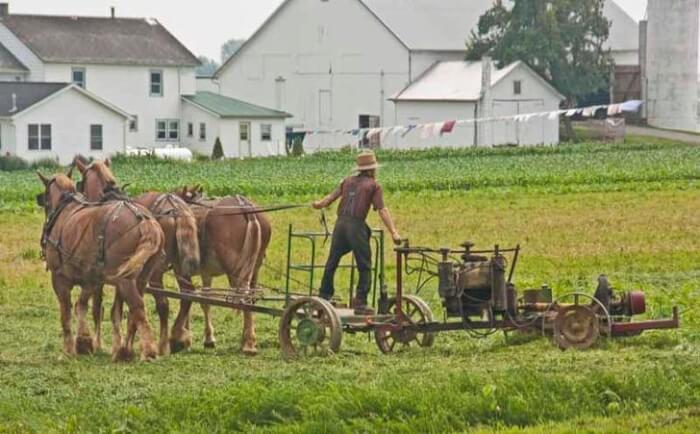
{"left": 29, "top": 157, "right": 61, "bottom": 170}
{"left": 0, "top": 155, "right": 29, "bottom": 171}
{"left": 212, "top": 137, "right": 224, "bottom": 160}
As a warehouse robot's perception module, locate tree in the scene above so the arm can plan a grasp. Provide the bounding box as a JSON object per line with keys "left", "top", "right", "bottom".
{"left": 221, "top": 38, "right": 246, "bottom": 64}
{"left": 196, "top": 56, "right": 219, "bottom": 77}
{"left": 211, "top": 137, "right": 224, "bottom": 160}
{"left": 466, "top": 0, "right": 613, "bottom": 138}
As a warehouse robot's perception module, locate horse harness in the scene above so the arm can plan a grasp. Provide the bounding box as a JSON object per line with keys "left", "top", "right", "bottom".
{"left": 41, "top": 190, "right": 149, "bottom": 272}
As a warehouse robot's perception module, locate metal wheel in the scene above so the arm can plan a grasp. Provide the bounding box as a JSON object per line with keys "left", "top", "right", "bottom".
{"left": 374, "top": 295, "right": 435, "bottom": 354}
{"left": 547, "top": 292, "right": 612, "bottom": 350}
{"left": 279, "top": 297, "right": 342, "bottom": 359}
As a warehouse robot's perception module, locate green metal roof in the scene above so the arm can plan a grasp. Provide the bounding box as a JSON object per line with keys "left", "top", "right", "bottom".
{"left": 183, "top": 91, "right": 292, "bottom": 119}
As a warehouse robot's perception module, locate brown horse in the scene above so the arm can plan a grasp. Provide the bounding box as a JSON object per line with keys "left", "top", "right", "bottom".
{"left": 77, "top": 160, "right": 271, "bottom": 354}
{"left": 74, "top": 159, "right": 200, "bottom": 355}
{"left": 173, "top": 185, "right": 272, "bottom": 354}
{"left": 37, "top": 171, "right": 164, "bottom": 361}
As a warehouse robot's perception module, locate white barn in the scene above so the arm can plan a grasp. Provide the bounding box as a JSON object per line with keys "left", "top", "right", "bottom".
{"left": 214, "top": 0, "right": 639, "bottom": 149}
{"left": 390, "top": 60, "right": 564, "bottom": 148}
{"left": 0, "top": 82, "right": 130, "bottom": 164}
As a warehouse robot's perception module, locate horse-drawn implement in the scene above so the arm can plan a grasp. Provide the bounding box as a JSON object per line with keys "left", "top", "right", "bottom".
{"left": 146, "top": 228, "right": 680, "bottom": 358}
{"left": 39, "top": 159, "right": 680, "bottom": 361}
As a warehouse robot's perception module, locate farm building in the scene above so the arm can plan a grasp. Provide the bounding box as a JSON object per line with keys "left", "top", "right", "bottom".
{"left": 213, "top": 0, "right": 639, "bottom": 149}
{"left": 388, "top": 59, "right": 564, "bottom": 148}
{"left": 181, "top": 91, "right": 291, "bottom": 158}
{"left": 0, "top": 4, "right": 199, "bottom": 151}
{"left": 0, "top": 82, "right": 130, "bottom": 164}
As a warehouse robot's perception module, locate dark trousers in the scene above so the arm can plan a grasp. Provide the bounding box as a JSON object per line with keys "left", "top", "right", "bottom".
{"left": 319, "top": 216, "right": 372, "bottom": 302}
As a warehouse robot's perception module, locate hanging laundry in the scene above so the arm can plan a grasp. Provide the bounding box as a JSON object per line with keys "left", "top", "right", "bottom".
{"left": 440, "top": 120, "right": 457, "bottom": 135}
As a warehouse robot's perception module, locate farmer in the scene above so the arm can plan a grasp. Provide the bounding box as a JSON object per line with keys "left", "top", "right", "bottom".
{"left": 312, "top": 151, "right": 402, "bottom": 315}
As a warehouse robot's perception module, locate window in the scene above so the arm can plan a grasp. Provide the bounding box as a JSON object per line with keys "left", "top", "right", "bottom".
{"left": 513, "top": 80, "right": 522, "bottom": 95}
{"left": 156, "top": 119, "right": 179, "bottom": 141}
{"left": 239, "top": 122, "right": 250, "bottom": 141}
{"left": 129, "top": 115, "right": 138, "bottom": 132}
{"left": 187, "top": 122, "right": 194, "bottom": 137}
{"left": 28, "top": 124, "right": 51, "bottom": 150}
{"left": 90, "top": 124, "right": 103, "bottom": 150}
{"left": 72, "top": 67, "right": 86, "bottom": 88}
{"left": 150, "top": 70, "right": 163, "bottom": 96}
{"left": 199, "top": 122, "right": 206, "bottom": 141}
{"left": 261, "top": 124, "right": 272, "bottom": 141}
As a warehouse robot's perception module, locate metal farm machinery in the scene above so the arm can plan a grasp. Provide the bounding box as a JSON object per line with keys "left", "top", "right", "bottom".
{"left": 146, "top": 227, "right": 680, "bottom": 358}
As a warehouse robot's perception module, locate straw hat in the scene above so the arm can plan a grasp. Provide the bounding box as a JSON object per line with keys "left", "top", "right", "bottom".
{"left": 353, "top": 151, "right": 380, "bottom": 172}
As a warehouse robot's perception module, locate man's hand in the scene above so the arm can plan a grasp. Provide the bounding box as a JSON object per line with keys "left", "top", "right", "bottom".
{"left": 391, "top": 231, "right": 403, "bottom": 246}
{"left": 312, "top": 200, "right": 324, "bottom": 210}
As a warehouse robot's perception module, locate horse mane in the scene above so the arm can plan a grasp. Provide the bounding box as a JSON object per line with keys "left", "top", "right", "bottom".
{"left": 91, "top": 161, "right": 117, "bottom": 185}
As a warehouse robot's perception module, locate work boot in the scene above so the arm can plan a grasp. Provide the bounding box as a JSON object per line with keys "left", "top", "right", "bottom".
{"left": 352, "top": 298, "right": 375, "bottom": 316}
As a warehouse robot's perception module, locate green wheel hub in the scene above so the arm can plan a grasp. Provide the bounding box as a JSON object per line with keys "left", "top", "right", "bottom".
{"left": 296, "top": 318, "right": 321, "bottom": 346}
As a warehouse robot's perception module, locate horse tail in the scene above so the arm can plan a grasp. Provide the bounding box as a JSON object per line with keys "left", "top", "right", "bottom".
{"left": 235, "top": 213, "right": 263, "bottom": 290}
{"left": 112, "top": 220, "right": 163, "bottom": 280}
{"left": 175, "top": 210, "right": 200, "bottom": 277}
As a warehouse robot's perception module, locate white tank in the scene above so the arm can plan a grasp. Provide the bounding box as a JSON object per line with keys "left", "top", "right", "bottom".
{"left": 645, "top": 0, "right": 699, "bottom": 131}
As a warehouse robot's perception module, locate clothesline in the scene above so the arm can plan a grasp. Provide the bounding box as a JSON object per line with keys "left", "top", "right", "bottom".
{"left": 293, "top": 100, "right": 644, "bottom": 140}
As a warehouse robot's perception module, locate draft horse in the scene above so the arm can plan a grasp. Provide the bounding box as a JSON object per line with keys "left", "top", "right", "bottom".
{"left": 74, "top": 158, "right": 200, "bottom": 355}
{"left": 37, "top": 170, "right": 164, "bottom": 361}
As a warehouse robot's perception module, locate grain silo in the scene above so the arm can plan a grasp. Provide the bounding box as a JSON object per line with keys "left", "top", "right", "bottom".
{"left": 644, "top": 0, "right": 699, "bottom": 131}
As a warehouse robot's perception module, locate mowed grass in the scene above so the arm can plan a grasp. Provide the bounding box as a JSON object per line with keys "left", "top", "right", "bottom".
{"left": 1, "top": 142, "right": 700, "bottom": 432}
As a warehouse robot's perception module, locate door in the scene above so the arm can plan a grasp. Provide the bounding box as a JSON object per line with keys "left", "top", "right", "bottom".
{"left": 319, "top": 90, "right": 332, "bottom": 126}
{"left": 239, "top": 122, "right": 251, "bottom": 158}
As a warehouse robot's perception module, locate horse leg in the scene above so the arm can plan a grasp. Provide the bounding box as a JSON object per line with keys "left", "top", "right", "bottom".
{"left": 170, "top": 275, "right": 194, "bottom": 353}
{"left": 51, "top": 274, "right": 75, "bottom": 356}
{"left": 227, "top": 273, "right": 257, "bottom": 356}
{"left": 149, "top": 271, "right": 170, "bottom": 356}
{"left": 92, "top": 284, "right": 104, "bottom": 351}
{"left": 201, "top": 275, "right": 216, "bottom": 349}
{"left": 110, "top": 291, "right": 130, "bottom": 362}
{"left": 74, "top": 285, "right": 95, "bottom": 355}
{"left": 118, "top": 279, "right": 158, "bottom": 361}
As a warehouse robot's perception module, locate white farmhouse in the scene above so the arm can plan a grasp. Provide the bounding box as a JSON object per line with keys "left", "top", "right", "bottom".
{"left": 181, "top": 91, "right": 291, "bottom": 158}
{"left": 213, "top": 0, "right": 639, "bottom": 149}
{"left": 389, "top": 59, "right": 564, "bottom": 148}
{"left": 0, "top": 4, "right": 199, "bottom": 152}
{"left": 0, "top": 82, "right": 130, "bottom": 164}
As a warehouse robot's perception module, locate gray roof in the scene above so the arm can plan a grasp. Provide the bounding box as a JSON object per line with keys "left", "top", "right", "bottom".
{"left": 1, "top": 14, "right": 200, "bottom": 66}
{"left": 0, "top": 82, "right": 68, "bottom": 117}
{"left": 0, "top": 42, "right": 28, "bottom": 72}
{"left": 183, "top": 92, "right": 292, "bottom": 119}
{"left": 361, "top": 0, "right": 638, "bottom": 52}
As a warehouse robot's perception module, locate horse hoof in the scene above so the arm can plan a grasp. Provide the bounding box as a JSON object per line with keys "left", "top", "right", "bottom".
{"left": 76, "top": 336, "right": 94, "bottom": 355}
{"left": 158, "top": 343, "right": 170, "bottom": 357}
{"left": 141, "top": 348, "right": 158, "bottom": 362}
{"left": 169, "top": 338, "right": 189, "bottom": 354}
{"left": 203, "top": 341, "right": 216, "bottom": 349}
{"left": 113, "top": 347, "right": 134, "bottom": 362}
{"left": 242, "top": 347, "right": 258, "bottom": 356}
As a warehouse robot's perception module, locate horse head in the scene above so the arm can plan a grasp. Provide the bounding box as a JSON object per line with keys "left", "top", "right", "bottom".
{"left": 75, "top": 158, "right": 118, "bottom": 201}
{"left": 36, "top": 170, "right": 76, "bottom": 215}
{"left": 176, "top": 185, "right": 205, "bottom": 204}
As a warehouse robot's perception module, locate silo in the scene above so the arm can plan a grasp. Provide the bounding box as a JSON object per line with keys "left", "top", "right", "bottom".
{"left": 645, "top": 0, "right": 699, "bottom": 131}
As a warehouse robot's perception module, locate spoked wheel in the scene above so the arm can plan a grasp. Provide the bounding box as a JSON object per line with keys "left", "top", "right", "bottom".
{"left": 279, "top": 297, "right": 342, "bottom": 359}
{"left": 548, "top": 292, "right": 612, "bottom": 350}
{"left": 374, "top": 295, "right": 435, "bottom": 354}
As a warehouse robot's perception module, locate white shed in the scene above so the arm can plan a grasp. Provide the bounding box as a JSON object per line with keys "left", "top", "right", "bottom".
{"left": 0, "top": 82, "right": 130, "bottom": 164}
{"left": 181, "top": 91, "right": 291, "bottom": 158}
{"left": 389, "top": 60, "right": 564, "bottom": 148}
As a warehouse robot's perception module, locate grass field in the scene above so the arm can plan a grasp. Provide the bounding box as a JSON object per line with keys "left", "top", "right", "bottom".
{"left": 1, "top": 140, "right": 699, "bottom": 432}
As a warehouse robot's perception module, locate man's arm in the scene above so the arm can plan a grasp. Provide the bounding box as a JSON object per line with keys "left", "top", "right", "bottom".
{"left": 312, "top": 185, "right": 342, "bottom": 209}
{"left": 378, "top": 207, "right": 402, "bottom": 245}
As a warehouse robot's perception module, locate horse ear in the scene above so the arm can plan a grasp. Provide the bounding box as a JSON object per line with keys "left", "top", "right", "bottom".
{"left": 75, "top": 158, "right": 87, "bottom": 174}
{"left": 36, "top": 171, "right": 50, "bottom": 186}
{"left": 66, "top": 166, "right": 74, "bottom": 179}
{"left": 104, "top": 158, "right": 111, "bottom": 167}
